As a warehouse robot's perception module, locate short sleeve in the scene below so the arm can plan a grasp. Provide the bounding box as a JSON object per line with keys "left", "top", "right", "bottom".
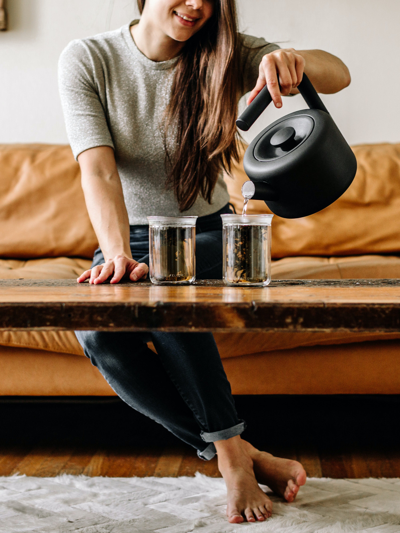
{"left": 58, "top": 40, "right": 115, "bottom": 161}
{"left": 239, "top": 34, "right": 281, "bottom": 95}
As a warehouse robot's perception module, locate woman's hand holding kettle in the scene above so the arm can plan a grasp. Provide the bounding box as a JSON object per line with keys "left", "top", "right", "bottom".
{"left": 248, "top": 48, "right": 306, "bottom": 109}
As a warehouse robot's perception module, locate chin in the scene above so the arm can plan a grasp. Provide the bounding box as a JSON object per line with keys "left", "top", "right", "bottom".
{"left": 168, "top": 19, "right": 205, "bottom": 42}
{"left": 169, "top": 29, "right": 196, "bottom": 43}
{"left": 173, "top": 35, "right": 192, "bottom": 42}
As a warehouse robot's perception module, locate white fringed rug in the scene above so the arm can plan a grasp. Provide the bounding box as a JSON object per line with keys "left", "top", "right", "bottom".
{"left": 1, "top": 474, "right": 400, "bottom": 532}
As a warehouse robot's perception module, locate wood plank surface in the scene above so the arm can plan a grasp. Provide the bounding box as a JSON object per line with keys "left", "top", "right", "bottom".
{"left": 154, "top": 445, "right": 185, "bottom": 477}
{"left": 2, "top": 395, "right": 399, "bottom": 479}
{"left": 2, "top": 279, "right": 400, "bottom": 332}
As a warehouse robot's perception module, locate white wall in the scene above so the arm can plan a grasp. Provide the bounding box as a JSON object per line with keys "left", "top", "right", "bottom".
{"left": 0, "top": 0, "right": 399, "bottom": 146}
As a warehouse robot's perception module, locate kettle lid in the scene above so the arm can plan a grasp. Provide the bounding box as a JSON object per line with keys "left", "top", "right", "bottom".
{"left": 253, "top": 115, "right": 314, "bottom": 162}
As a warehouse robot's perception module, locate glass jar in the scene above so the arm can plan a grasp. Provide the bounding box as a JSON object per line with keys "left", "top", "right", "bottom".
{"left": 221, "top": 214, "right": 273, "bottom": 286}
{"left": 147, "top": 216, "right": 197, "bottom": 285}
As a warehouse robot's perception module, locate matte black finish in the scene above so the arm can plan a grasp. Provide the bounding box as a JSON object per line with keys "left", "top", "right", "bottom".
{"left": 236, "top": 74, "right": 357, "bottom": 219}
{"left": 236, "top": 84, "right": 273, "bottom": 131}
{"left": 270, "top": 127, "right": 296, "bottom": 147}
{"left": 236, "top": 73, "right": 328, "bottom": 132}
{"left": 247, "top": 180, "right": 279, "bottom": 202}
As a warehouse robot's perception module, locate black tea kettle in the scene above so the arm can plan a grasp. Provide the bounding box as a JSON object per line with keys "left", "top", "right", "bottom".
{"left": 236, "top": 74, "right": 357, "bottom": 219}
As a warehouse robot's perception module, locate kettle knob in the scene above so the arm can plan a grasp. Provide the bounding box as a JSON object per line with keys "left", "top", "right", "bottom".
{"left": 270, "top": 126, "right": 296, "bottom": 149}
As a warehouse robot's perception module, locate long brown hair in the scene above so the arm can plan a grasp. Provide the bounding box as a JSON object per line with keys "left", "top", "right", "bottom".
{"left": 137, "top": 0, "right": 243, "bottom": 211}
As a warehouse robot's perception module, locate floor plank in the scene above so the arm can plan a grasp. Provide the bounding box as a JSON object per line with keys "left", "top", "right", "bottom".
{"left": 29, "top": 447, "right": 76, "bottom": 477}
{"left": 154, "top": 446, "right": 185, "bottom": 477}
{"left": 125, "top": 448, "right": 160, "bottom": 477}
{"left": 60, "top": 447, "right": 99, "bottom": 476}
{"left": 10, "top": 444, "right": 54, "bottom": 477}
{"left": 297, "top": 447, "right": 322, "bottom": 478}
{"left": 82, "top": 448, "right": 108, "bottom": 477}
{"left": 1, "top": 395, "right": 400, "bottom": 479}
{"left": 178, "top": 446, "right": 220, "bottom": 478}
{"left": 0, "top": 445, "right": 33, "bottom": 476}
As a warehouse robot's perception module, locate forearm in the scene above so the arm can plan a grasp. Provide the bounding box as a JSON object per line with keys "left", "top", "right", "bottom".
{"left": 292, "top": 49, "right": 351, "bottom": 94}
{"left": 82, "top": 170, "right": 132, "bottom": 262}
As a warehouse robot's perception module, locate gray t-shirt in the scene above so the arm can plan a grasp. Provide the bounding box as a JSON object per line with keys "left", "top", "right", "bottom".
{"left": 58, "top": 20, "right": 279, "bottom": 225}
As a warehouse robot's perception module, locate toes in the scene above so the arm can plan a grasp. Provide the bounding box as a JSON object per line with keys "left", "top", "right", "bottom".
{"left": 285, "top": 479, "right": 302, "bottom": 502}
{"left": 245, "top": 508, "right": 256, "bottom": 522}
{"left": 297, "top": 467, "right": 307, "bottom": 486}
{"left": 252, "top": 508, "right": 265, "bottom": 521}
{"left": 227, "top": 512, "right": 244, "bottom": 524}
{"left": 288, "top": 478, "right": 299, "bottom": 495}
{"left": 284, "top": 485, "right": 295, "bottom": 502}
{"left": 259, "top": 505, "right": 271, "bottom": 520}
{"left": 263, "top": 502, "right": 273, "bottom": 517}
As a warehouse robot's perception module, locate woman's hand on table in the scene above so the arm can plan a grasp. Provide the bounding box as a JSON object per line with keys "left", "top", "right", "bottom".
{"left": 248, "top": 48, "right": 306, "bottom": 108}
{"left": 77, "top": 255, "right": 149, "bottom": 284}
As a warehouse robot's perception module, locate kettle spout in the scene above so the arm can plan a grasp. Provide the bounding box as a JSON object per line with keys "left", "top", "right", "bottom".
{"left": 241, "top": 180, "right": 279, "bottom": 202}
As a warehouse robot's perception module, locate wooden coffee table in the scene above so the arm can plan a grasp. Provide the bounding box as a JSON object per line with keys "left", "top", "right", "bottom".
{"left": 1, "top": 278, "right": 400, "bottom": 332}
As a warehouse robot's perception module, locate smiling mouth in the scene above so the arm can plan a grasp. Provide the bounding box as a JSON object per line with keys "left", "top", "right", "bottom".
{"left": 173, "top": 11, "right": 200, "bottom": 23}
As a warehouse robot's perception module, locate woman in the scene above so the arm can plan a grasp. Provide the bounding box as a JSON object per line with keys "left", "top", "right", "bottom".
{"left": 58, "top": 0, "right": 350, "bottom": 523}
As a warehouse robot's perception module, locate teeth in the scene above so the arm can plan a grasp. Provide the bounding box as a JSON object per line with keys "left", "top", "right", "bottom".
{"left": 175, "top": 11, "right": 196, "bottom": 22}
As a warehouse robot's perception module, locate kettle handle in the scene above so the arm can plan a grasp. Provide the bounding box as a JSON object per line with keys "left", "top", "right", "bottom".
{"left": 236, "top": 73, "right": 329, "bottom": 132}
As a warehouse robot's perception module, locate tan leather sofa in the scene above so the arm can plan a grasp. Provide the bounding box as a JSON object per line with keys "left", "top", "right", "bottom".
{"left": 1, "top": 142, "right": 400, "bottom": 396}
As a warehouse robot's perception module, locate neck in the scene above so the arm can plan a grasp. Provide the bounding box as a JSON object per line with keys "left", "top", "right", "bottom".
{"left": 130, "top": 18, "right": 185, "bottom": 62}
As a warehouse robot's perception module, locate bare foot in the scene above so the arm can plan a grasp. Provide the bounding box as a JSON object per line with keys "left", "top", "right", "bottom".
{"left": 242, "top": 440, "right": 307, "bottom": 503}
{"left": 216, "top": 437, "right": 273, "bottom": 523}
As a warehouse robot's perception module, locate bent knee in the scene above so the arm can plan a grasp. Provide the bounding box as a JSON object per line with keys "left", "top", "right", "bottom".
{"left": 74, "top": 330, "right": 119, "bottom": 366}
{"left": 74, "top": 330, "right": 150, "bottom": 367}
{"left": 75, "top": 330, "right": 109, "bottom": 353}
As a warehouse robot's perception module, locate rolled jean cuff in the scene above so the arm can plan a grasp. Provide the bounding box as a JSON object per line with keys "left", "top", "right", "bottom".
{"left": 200, "top": 420, "right": 246, "bottom": 443}
{"left": 197, "top": 443, "right": 216, "bottom": 461}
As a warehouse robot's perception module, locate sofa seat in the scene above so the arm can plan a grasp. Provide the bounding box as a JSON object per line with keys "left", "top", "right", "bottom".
{"left": 0, "top": 257, "right": 92, "bottom": 279}
{"left": 3, "top": 338, "right": 400, "bottom": 396}
{"left": 272, "top": 254, "right": 400, "bottom": 279}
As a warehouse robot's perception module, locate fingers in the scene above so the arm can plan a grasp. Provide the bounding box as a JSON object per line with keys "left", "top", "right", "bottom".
{"left": 260, "top": 55, "right": 282, "bottom": 108}
{"left": 77, "top": 256, "right": 148, "bottom": 286}
{"left": 130, "top": 261, "right": 149, "bottom": 282}
{"left": 110, "top": 261, "right": 128, "bottom": 284}
{"left": 87, "top": 261, "right": 115, "bottom": 285}
{"left": 91, "top": 263, "right": 111, "bottom": 285}
{"left": 294, "top": 53, "right": 305, "bottom": 87}
{"left": 273, "top": 51, "right": 295, "bottom": 97}
{"left": 248, "top": 48, "right": 306, "bottom": 109}
{"left": 77, "top": 270, "right": 91, "bottom": 283}
{"left": 247, "top": 74, "right": 268, "bottom": 105}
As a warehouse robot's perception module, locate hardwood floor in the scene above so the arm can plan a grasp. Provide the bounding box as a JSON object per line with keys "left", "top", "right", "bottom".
{"left": 1, "top": 395, "right": 399, "bottom": 478}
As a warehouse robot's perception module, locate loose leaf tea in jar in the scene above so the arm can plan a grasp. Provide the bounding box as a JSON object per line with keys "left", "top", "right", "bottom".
{"left": 221, "top": 214, "right": 273, "bottom": 286}
{"left": 147, "top": 216, "right": 197, "bottom": 285}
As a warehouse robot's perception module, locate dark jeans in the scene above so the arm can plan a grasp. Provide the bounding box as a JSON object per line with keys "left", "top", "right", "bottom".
{"left": 75, "top": 203, "right": 245, "bottom": 460}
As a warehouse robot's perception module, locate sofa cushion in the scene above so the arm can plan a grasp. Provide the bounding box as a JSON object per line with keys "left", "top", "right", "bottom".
{"left": 2, "top": 319, "right": 400, "bottom": 360}
{"left": 0, "top": 144, "right": 98, "bottom": 259}
{"left": 3, "top": 254, "right": 399, "bottom": 281}
{"left": 4, "top": 340, "right": 400, "bottom": 396}
{"left": 0, "top": 257, "right": 92, "bottom": 279}
{"left": 225, "top": 142, "right": 400, "bottom": 258}
{"left": 0, "top": 346, "right": 114, "bottom": 396}
{"left": 2, "top": 142, "right": 399, "bottom": 260}
{"left": 222, "top": 340, "right": 400, "bottom": 395}
{"left": 271, "top": 254, "right": 400, "bottom": 279}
